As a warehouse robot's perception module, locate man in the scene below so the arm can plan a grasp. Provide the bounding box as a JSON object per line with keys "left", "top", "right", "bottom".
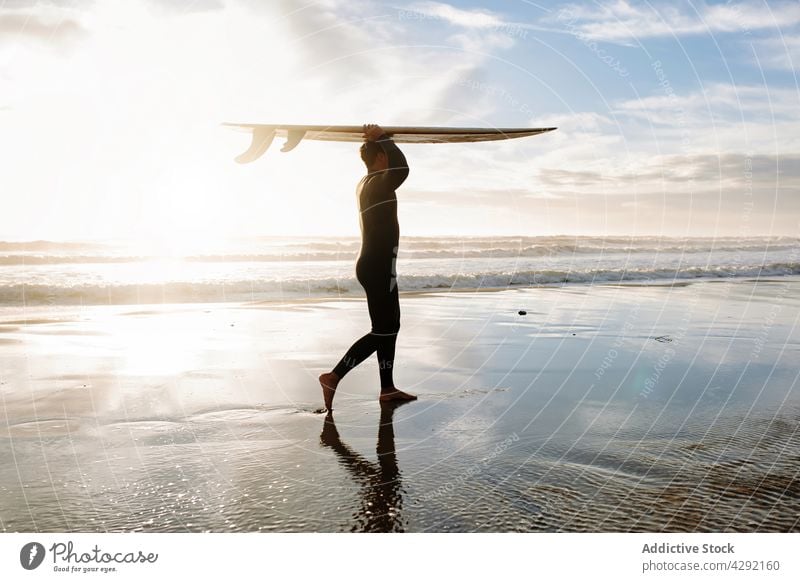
{"left": 318, "top": 124, "right": 417, "bottom": 411}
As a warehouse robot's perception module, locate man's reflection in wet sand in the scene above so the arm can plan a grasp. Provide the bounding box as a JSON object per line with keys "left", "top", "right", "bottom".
{"left": 320, "top": 401, "right": 408, "bottom": 532}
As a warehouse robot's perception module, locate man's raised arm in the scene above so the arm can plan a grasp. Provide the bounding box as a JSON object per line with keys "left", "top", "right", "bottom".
{"left": 377, "top": 135, "right": 409, "bottom": 190}
{"left": 363, "top": 124, "right": 409, "bottom": 190}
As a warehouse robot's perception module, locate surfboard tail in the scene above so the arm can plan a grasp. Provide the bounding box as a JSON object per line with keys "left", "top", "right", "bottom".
{"left": 230, "top": 125, "right": 312, "bottom": 163}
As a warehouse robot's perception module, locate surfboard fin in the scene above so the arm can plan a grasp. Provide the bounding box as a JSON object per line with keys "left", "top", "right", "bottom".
{"left": 235, "top": 127, "right": 275, "bottom": 164}
{"left": 280, "top": 129, "right": 306, "bottom": 152}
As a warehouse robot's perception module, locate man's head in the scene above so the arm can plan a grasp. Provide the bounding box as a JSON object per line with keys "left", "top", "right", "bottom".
{"left": 360, "top": 140, "right": 387, "bottom": 172}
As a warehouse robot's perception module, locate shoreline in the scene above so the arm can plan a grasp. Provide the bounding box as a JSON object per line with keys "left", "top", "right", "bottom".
{"left": 2, "top": 273, "right": 798, "bottom": 315}
{"left": 1, "top": 276, "right": 798, "bottom": 532}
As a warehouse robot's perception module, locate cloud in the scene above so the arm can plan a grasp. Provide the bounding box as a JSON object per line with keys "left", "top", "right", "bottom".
{"left": 538, "top": 153, "right": 800, "bottom": 192}
{"left": 516, "top": 153, "right": 800, "bottom": 236}
{"left": 400, "top": 0, "right": 525, "bottom": 51}
{"left": 753, "top": 34, "right": 800, "bottom": 70}
{"left": 401, "top": 0, "right": 553, "bottom": 41}
{"left": 0, "top": 1, "right": 90, "bottom": 7}
{"left": 1, "top": 0, "right": 223, "bottom": 12}
{"left": 256, "top": 0, "right": 385, "bottom": 87}
{"left": 615, "top": 83, "right": 800, "bottom": 123}
{"left": 403, "top": 1, "right": 505, "bottom": 29}
{"left": 551, "top": 0, "right": 800, "bottom": 42}
{"left": 0, "top": 0, "right": 551, "bottom": 240}
{"left": 146, "top": 0, "right": 225, "bottom": 13}
{"left": 226, "top": 0, "right": 527, "bottom": 124}
{"left": 1, "top": 0, "right": 797, "bottom": 238}
{"left": 608, "top": 83, "right": 800, "bottom": 156}
{"left": 0, "top": 12, "right": 86, "bottom": 44}
{"left": 492, "top": 80, "right": 800, "bottom": 233}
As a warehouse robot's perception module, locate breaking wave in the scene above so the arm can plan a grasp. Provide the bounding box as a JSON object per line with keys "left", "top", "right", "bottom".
{"left": 2, "top": 262, "right": 798, "bottom": 305}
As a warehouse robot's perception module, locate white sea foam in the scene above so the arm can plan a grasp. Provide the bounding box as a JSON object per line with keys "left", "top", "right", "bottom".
{"left": 0, "top": 236, "right": 797, "bottom": 305}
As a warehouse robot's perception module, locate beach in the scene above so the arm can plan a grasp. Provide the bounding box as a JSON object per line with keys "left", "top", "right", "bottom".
{"left": 1, "top": 276, "right": 798, "bottom": 532}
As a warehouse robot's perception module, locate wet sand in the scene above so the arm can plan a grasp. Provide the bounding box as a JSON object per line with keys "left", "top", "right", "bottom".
{"left": 0, "top": 277, "right": 798, "bottom": 532}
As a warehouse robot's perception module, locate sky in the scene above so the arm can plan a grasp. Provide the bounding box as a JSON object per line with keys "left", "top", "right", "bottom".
{"left": 0, "top": 0, "right": 798, "bottom": 245}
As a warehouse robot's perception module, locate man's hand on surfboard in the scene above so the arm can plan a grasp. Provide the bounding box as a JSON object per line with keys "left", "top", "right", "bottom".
{"left": 362, "top": 123, "right": 385, "bottom": 142}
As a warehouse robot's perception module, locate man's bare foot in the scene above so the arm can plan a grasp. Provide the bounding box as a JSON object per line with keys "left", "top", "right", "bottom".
{"left": 379, "top": 387, "right": 417, "bottom": 402}
{"left": 319, "top": 372, "right": 340, "bottom": 411}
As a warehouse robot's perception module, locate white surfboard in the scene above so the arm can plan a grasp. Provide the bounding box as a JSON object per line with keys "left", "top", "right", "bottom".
{"left": 223, "top": 123, "right": 557, "bottom": 164}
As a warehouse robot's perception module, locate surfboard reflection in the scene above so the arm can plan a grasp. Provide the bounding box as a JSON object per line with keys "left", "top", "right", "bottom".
{"left": 319, "top": 402, "right": 408, "bottom": 532}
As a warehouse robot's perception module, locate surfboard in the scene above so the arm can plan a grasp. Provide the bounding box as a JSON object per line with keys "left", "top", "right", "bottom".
{"left": 223, "top": 123, "right": 557, "bottom": 164}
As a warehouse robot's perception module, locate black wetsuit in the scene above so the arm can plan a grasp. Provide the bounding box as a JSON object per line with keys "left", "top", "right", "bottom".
{"left": 332, "top": 135, "right": 409, "bottom": 388}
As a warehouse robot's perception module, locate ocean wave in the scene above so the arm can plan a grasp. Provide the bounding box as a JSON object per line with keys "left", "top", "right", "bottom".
{"left": 0, "top": 255, "right": 143, "bottom": 265}
{"left": 0, "top": 241, "right": 107, "bottom": 252}
{"left": 1, "top": 236, "right": 797, "bottom": 265}
{"left": 2, "top": 262, "right": 797, "bottom": 305}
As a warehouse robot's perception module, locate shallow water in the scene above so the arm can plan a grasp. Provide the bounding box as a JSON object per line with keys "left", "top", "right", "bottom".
{"left": 1, "top": 278, "right": 798, "bottom": 532}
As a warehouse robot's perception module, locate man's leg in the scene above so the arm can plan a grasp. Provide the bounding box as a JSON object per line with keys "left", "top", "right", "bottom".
{"left": 376, "top": 334, "right": 398, "bottom": 388}
{"left": 320, "top": 276, "right": 386, "bottom": 411}
{"left": 375, "top": 281, "right": 400, "bottom": 388}
{"left": 333, "top": 332, "right": 379, "bottom": 380}
{"left": 322, "top": 268, "right": 415, "bottom": 409}
{"left": 321, "top": 332, "right": 378, "bottom": 411}
{"left": 372, "top": 276, "right": 415, "bottom": 402}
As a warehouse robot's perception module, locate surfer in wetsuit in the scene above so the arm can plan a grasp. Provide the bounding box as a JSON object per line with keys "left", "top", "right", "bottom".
{"left": 319, "top": 124, "right": 417, "bottom": 410}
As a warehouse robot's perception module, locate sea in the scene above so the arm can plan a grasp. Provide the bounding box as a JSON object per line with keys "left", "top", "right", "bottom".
{"left": 1, "top": 236, "right": 799, "bottom": 533}
{"left": 1, "top": 235, "right": 797, "bottom": 306}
